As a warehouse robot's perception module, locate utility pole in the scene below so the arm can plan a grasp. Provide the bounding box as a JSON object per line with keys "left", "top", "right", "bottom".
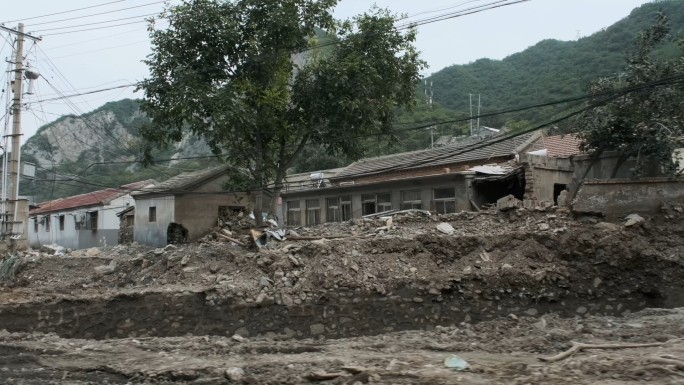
{"left": 469, "top": 94, "right": 473, "bottom": 137}
{"left": 425, "top": 80, "right": 434, "bottom": 148}
{"left": 476, "top": 94, "right": 481, "bottom": 132}
{"left": 1, "top": 23, "right": 41, "bottom": 250}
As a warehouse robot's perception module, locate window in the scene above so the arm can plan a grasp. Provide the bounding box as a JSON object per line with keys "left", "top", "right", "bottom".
{"left": 434, "top": 188, "right": 456, "bottom": 214}
{"left": 149, "top": 206, "right": 157, "bottom": 222}
{"left": 362, "top": 193, "right": 392, "bottom": 215}
{"left": 84, "top": 211, "right": 98, "bottom": 230}
{"left": 326, "top": 197, "right": 340, "bottom": 223}
{"left": 306, "top": 199, "right": 321, "bottom": 226}
{"left": 45, "top": 216, "right": 51, "bottom": 232}
{"left": 340, "top": 195, "right": 352, "bottom": 221}
{"left": 59, "top": 215, "right": 65, "bottom": 231}
{"left": 401, "top": 190, "right": 422, "bottom": 210}
{"left": 34, "top": 218, "right": 38, "bottom": 233}
{"left": 377, "top": 193, "right": 391, "bottom": 212}
{"left": 286, "top": 200, "right": 301, "bottom": 226}
{"left": 328, "top": 196, "right": 353, "bottom": 222}
{"left": 125, "top": 215, "right": 134, "bottom": 227}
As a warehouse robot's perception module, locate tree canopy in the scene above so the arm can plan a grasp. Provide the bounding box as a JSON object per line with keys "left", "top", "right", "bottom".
{"left": 573, "top": 12, "right": 684, "bottom": 176}
{"left": 138, "top": 0, "right": 425, "bottom": 215}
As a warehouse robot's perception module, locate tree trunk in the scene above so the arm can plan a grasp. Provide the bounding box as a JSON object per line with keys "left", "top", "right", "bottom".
{"left": 567, "top": 149, "right": 604, "bottom": 207}
{"left": 610, "top": 154, "right": 628, "bottom": 178}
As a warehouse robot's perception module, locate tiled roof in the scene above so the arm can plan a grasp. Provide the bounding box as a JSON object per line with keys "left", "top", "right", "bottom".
{"left": 31, "top": 179, "right": 155, "bottom": 215}
{"left": 332, "top": 131, "right": 541, "bottom": 181}
{"left": 133, "top": 165, "right": 231, "bottom": 196}
{"left": 544, "top": 134, "right": 583, "bottom": 158}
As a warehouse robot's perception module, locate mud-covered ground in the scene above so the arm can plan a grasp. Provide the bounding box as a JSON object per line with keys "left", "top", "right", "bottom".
{"left": 1, "top": 308, "right": 683, "bottom": 384}
{"left": 1, "top": 204, "right": 683, "bottom": 383}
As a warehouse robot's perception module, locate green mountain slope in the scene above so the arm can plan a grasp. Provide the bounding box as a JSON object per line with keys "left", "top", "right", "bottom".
{"left": 426, "top": 0, "right": 684, "bottom": 128}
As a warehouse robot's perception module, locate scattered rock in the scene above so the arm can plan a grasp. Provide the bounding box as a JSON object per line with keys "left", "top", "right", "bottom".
{"left": 310, "top": 323, "right": 325, "bottom": 336}
{"left": 40, "top": 244, "right": 66, "bottom": 256}
{"left": 624, "top": 214, "right": 645, "bottom": 227}
{"left": 436, "top": 222, "right": 455, "bottom": 235}
{"left": 497, "top": 194, "right": 522, "bottom": 211}
{"left": 538, "top": 223, "right": 550, "bottom": 231}
{"left": 594, "top": 222, "right": 621, "bottom": 231}
{"left": 94, "top": 260, "right": 117, "bottom": 275}
{"left": 225, "top": 367, "right": 245, "bottom": 382}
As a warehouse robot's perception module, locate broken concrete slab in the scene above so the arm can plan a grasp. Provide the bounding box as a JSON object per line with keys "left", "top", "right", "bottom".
{"left": 497, "top": 195, "right": 522, "bottom": 211}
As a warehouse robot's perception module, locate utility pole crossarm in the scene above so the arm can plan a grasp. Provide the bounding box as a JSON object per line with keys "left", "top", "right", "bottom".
{"left": 0, "top": 25, "right": 41, "bottom": 41}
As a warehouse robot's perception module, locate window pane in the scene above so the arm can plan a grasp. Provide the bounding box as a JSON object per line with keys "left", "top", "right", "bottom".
{"left": 361, "top": 194, "right": 375, "bottom": 202}
{"left": 326, "top": 197, "right": 340, "bottom": 223}
{"left": 306, "top": 199, "right": 320, "bottom": 209}
{"left": 402, "top": 190, "right": 421, "bottom": 202}
{"left": 340, "top": 195, "right": 351, "bottom": 203}
{"left": 341, "top": 202, "right": 352, "bottom": 221}
{"left": 377, "top": 193, "right": 391, "bottom": 203}
{"left": 287, "top": 200, "right": 301, "bottom": 226}
{"left": 434, "top": 188, "right": 455, "bottom": 199}
{"left": 362, "top": 201, "right": 376, "bottom": 215}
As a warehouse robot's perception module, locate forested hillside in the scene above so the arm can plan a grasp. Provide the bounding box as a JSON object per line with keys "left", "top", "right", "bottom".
{"left": 425, "top": 0, "right": 684, "bottom": 129}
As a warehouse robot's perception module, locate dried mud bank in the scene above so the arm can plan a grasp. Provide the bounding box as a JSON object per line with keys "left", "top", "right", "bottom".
{"left": 1, "top": 208, "right": 683, "bottom": 340}
{"left": 0, "top": 284, "right": 676, "bottom": 341}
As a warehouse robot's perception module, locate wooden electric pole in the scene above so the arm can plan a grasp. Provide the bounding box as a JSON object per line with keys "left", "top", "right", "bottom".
{"left": 0, "top": 23, "right": 41, "bottom": 250}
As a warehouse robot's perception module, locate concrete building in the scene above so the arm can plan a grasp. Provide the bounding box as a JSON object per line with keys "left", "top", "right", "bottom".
{"left": 132, "top": 166, "right": 249, "bottom": 247}
{"left": 278, "top": 131, "right": 543, "bottom": 225}
{"left": 28, "top": 180, "right": 155, "bottom": 250}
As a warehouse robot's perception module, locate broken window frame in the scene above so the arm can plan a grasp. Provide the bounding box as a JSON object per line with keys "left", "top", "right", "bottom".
{"left": 326, "top": 197, "right": 340, "bottom": 223}
{"left": 59, "top": 215, "right": 65, "bottom": 231}
{"left": 401, "top": 190, "right": 422, "bottom": 210}
{"left": 433, "top": 188, "right": 457, "bottom": 214}
{"left": 44, "top": 215, "right": 51, "bottom": 232}
{"left": 149, "top": 206, "right": 157, "bottom": 222}
{"left": 286, "top": 200, "right": 301, "bottom": 226}
{"left": 33, "top": 218, "right": 38, "bottom": 233}
{"left": 362, "top": 193, "right": 392, "bottom": 215}
{"left": 306, "top": 199, "right": 321, "bottom": 226}
{"left": 83, "top": 211, "right": 98, "bottom": 231}
{"left": 340, "top": 195, "right": 352, "bottom": 221}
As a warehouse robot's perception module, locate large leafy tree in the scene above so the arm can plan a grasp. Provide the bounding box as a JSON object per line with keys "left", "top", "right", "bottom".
{"left": 138, "top": 0, "right": 424, "bottom": 217}
{"left": 574, "top": 13, "right": 684, "bottom": 177}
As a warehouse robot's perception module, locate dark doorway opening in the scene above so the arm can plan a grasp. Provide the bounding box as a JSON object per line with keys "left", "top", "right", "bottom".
{"left": 553, "top": 183, "right": 567, "bottom": 205}
{"left": 167, "top": 223, "right": 188, "bottom": 245}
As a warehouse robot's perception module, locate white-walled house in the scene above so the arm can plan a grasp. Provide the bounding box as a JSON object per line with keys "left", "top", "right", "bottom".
{"left": 28, "top": 180, "right": 155, "bottom": 250}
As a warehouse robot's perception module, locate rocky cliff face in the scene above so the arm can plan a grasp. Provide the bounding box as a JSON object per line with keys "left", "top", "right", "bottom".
{"left": 22, "top": 99, "right": 209, "bottom": 169}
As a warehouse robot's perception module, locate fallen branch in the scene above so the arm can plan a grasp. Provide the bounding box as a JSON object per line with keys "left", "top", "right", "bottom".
{"left": 539, "top": 341, "right": 665, "bottom": 362}
{"left": 305, "top": 371, "right": 344, "bottom": 381}
{"left": 216, "top": 233, "right": 247, "bottom": 246}
{"left": 286, "top": 236, "right": 351, "bottom": 241}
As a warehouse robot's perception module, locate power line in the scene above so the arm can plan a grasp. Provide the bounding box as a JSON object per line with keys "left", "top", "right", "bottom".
{"left": 32, "top": 84, "right": 135, "bottom": 103}
{"left": 32, "top": 13, "right": 159, "bottom": 33}
{"left": 1, "top": 0, "right": 126, "bottom": 24}
{"left": 25, "top": 1, "right": 165, "bottom": 27}
{"left": 39, "top": 20, "right": 150, "bottom": 36}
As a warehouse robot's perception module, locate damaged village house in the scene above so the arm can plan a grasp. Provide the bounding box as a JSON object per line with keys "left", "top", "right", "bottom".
{"left": 51, "top": 130, "right": 683, "bottom": 250}
{"left": 28, "top": 180, "right": 155, "bottom": 251}
{"left": 131, "top": 166, "right": 252, "bottom": 247}
{"left": 277, "top": 130, "right": 684, "bottom": 224}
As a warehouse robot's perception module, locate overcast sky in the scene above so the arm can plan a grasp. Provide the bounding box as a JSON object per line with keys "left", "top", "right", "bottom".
{"left": 1, "top": 0, "right": 653, "bottom": 143}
